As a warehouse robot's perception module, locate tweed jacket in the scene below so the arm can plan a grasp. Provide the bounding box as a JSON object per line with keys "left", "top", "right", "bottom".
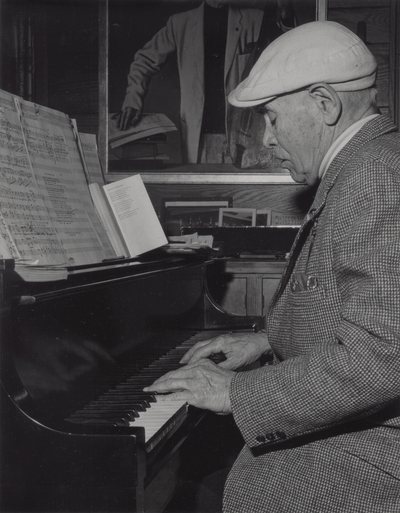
{"left": 225, "top": 115, "right": 400, "bottom": 512}
{"left": 121, "top": 3, "right": 263, "bottom": 163}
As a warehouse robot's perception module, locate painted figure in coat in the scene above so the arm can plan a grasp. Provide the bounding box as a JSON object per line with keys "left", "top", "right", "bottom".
{"left": 113, "top": 0, "right": 294, "bottom": 163}
{"left": 145, "top": 21, "right": 400, "bottom": 512}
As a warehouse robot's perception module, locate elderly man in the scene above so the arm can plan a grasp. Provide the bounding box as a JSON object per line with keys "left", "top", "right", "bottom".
{"left": 145, "top": 21, "right": 400, "bottom": 512}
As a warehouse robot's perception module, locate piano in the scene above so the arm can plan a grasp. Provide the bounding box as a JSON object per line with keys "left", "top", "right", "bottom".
{"left": 0, "top": 253, "right": 263, "bottom": 512}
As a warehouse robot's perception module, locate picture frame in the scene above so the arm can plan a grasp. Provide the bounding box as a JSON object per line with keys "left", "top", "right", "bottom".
{"left": 256, "top": 208, "right": 272, "bottom": 226}
{"left": 218, "top": 208, "right": 256, "bottom": 227}
{"left": 100, "top": 0, "right": 318, "bottom": 183}
{"left": 270, "top": 211, "right": 304, "bottom": 227}
{"left": 162, "top": 197, "right": 232, "bottom": 236}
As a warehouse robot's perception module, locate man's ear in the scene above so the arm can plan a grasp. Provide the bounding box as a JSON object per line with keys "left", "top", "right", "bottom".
{"left": 307, "top": 83, "right": 342, "bottom": 126}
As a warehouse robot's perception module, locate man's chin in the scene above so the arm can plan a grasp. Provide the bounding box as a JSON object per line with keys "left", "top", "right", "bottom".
{"left": 277, "top": 161, "right": 305, "bottom": 184}
{"left": 287, "top": 168, "right": 307, "bottom": 184}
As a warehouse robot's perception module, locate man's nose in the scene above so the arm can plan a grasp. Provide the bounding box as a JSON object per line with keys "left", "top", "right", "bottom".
{"left": 262, "top": 129, "right": 277, "bottom": 149}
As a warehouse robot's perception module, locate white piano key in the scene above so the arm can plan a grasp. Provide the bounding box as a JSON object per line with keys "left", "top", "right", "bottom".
{"left": 129, "top": 397, "right": 188, "bottom": 443}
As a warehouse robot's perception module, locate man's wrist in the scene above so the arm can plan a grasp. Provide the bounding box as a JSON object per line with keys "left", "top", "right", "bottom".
{"left": 259, "top": 329, "right": 273, "bottom": 365}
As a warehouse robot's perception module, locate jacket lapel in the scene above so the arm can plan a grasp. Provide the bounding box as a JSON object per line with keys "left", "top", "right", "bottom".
{"left": 271, "top": 204, "right": 322, "bottom": 303}
{"left": 189, "top": 3, "right": 205, "bottom": 94}
{"left": 270, "top": 115, "right": 397, "bottom": 308}
{"left": 225, "top": 7, "right": 242, "bottom": 84}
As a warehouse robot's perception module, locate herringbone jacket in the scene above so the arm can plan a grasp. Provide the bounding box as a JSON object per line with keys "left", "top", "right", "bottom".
{"left": 225, "top": 115, "right": 400, "bottom": 512}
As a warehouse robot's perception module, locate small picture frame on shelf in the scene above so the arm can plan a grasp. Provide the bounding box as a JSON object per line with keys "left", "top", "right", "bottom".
{"left": 162, "top": 197, "right": 232, "bottom": 236}
{"left": 256, "top": 209, "right": 272, "bottom": 226}
{"left": 270, "top": 211, "right": 303, "bottom": 226}
{"left": 218, "top": 208, "right": 256, "bottom": 227}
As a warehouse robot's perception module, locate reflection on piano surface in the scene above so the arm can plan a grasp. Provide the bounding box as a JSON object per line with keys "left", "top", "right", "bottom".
{"left": 0, "top": 254, "right": 263, "bottom": 512}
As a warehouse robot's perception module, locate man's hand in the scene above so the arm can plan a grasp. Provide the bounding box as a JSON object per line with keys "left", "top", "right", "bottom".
{"left": 144, "top": 359, "right": 234, "bottom": 414}
{"left": 112, "top": 107, "right": 141, "bottom": 130}
{"left": 180, "top": 331, "right": 271, "bottom": 370}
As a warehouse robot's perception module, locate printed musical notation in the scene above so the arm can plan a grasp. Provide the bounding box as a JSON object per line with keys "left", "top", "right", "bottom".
{"left": 0, "top": 89, "right": 113, "bottom": 267}
{"left": 16, "top": 98, "right": 111, "bottom": 265}
{"left": 0, "top": 102, "right": 65, "bottom": 264}
{"left": 77, "top": 133, "right": 104, "bottom": 185}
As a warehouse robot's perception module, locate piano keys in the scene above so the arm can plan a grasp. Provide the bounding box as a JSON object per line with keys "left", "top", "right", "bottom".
{"left": 66, "top": 330, "right": 225, "bottom": 451}
{"left": 0, "top": 254, "right": 263, "bottom": 512}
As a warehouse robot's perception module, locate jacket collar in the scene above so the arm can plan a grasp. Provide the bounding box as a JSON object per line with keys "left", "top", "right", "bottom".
{"left": 311, "top": 114, "right": 396, "bottom": 216}
{"left": 270, "top": 115, "right": 397, "bottom": 305}
{"left": 225, "top": 7, "right": 243, "bottom": 81}
{"left": 189, "top": 3, "right": 206, "bottom": 94}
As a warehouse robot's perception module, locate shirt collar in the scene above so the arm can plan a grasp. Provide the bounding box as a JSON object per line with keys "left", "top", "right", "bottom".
{"left": 318, "top": 114, "right": 380, "bottom": 179}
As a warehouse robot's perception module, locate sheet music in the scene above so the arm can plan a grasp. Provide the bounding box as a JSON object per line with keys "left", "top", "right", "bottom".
{"left": 0, "top": 94, "right": 66, "bottom": 264}
{"left": 71, "top": 127, "right": 115, "bottom": 259}
{"left": 16, "top": 99, "right": 111, "bottom": 265}
{"left": 77, "top": 132, "right": 105, "bottom": 185}
{"left": 108, "top": 112, "right": 176, "bottom": 148}
{"left": 103, "top": 174, "right": 168, "bottom": 257}
{"left": 73, "top": 130, "right": 117, "bottom": 259}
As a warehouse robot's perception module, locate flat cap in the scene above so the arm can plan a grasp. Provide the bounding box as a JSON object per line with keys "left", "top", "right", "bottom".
{"left": 228, "top": 21, "right": 377, "bottom": 107}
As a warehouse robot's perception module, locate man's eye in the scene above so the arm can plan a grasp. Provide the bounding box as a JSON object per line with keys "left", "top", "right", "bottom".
{"left": 268, "top": 115, "right": 277, "bottom": 127}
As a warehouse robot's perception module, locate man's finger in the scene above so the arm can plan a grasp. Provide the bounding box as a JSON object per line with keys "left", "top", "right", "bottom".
{"left": 183, "top": 345, "right": 217, "bottom": 364}
{"left": 147, "top": 365, "right": 200, "bottom": 387}
{"left": 131, "top": 112, "right": 141, "bottom": 126}
{"left": 218, "top": 359, "right": 237, "bottom": 370}
{"left": 144, "top": 377, "right": 194, "bottom": 394}
{"left": 156, "top": 392, "right": 190, "bottom": 402}
{"left": 120, "top": 112, "right": 131, "bottom": 130}
{"left": 180, "top": 340, "right": 211, "bottom": 363}
{"left": 181, "top": 337, "right": 228, "bottom": 364}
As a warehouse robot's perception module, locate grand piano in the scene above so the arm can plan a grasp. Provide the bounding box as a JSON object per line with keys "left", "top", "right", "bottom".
{"left": 0, "top": 252, "right": 263, "bottom": 512}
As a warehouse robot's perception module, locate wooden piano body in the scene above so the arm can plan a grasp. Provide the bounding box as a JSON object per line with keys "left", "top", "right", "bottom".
{"left": 0, "top": 254, "right": 262, "bottom": 512}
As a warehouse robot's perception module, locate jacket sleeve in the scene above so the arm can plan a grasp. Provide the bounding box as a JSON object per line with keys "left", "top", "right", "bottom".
{"left": 230, "top": 157, "right": 400, "bottom": 451}
{"left": 122, "top": 16, "right": 177, "bottom": 111}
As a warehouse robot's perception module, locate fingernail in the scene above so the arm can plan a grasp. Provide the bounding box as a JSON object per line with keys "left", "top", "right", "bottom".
{"left": 143, "top": 387, "right": 148, "bottom": 391}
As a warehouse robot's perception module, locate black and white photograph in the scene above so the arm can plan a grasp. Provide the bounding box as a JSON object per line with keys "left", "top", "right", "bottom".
{"left": 218, "top": 207, "right": 256, "bottom": 227}
{"left": 0, "top": 1, "right": 399, "bottom": 513}
{"left": 162, "top": 198, "right": 232, "bottom": 235}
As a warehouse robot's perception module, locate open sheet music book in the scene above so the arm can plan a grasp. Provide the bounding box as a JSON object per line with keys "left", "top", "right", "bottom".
{"left": 0, "top": 89, "right": 167, "bottom": 281}
{"left": 108, "top": 113, "right": 176, "bottom": 149}
{"left": 89, "top": 175, "right": 167, "bottom": 259}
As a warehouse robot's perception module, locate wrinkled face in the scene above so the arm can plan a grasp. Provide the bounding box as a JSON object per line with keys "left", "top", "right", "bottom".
{"left": 259, "top": 91, "right": 328, "bottom": 185}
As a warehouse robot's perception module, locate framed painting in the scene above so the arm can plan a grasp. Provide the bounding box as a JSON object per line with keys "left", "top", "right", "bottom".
{"left": 99, "top": 0, "right": 318, "bottom": 184}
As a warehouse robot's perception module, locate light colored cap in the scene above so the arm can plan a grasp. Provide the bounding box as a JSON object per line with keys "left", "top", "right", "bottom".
{"left": 228, "top": 21, "right": 377, "bottom": 108}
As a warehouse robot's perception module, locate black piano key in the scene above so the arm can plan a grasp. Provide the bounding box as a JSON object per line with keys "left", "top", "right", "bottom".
{"left": 83, "top": 403, "right": 147, "bottom": 412}
{"left": 90, "top": 400, "right": 149, "bottom": 409}
{"left": 115, "top": 382, "right": 156, "bottom": 389}
{"left": 70, "top": 409, "right": 135, "bottom": 418}
{"left": 101, "top": 392, "right": 157, "bottom": 402}
{"left": 121, "top": 374, "right": 162, "bottom": 380}
{"left": 70, "top": 411, "right": 137, "bottom": 422}
{"left": 90, "top": 395, "right": 153, "bottom": 404}
{"left": 67, "top": 418, "right": 128, "bottom": 427}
